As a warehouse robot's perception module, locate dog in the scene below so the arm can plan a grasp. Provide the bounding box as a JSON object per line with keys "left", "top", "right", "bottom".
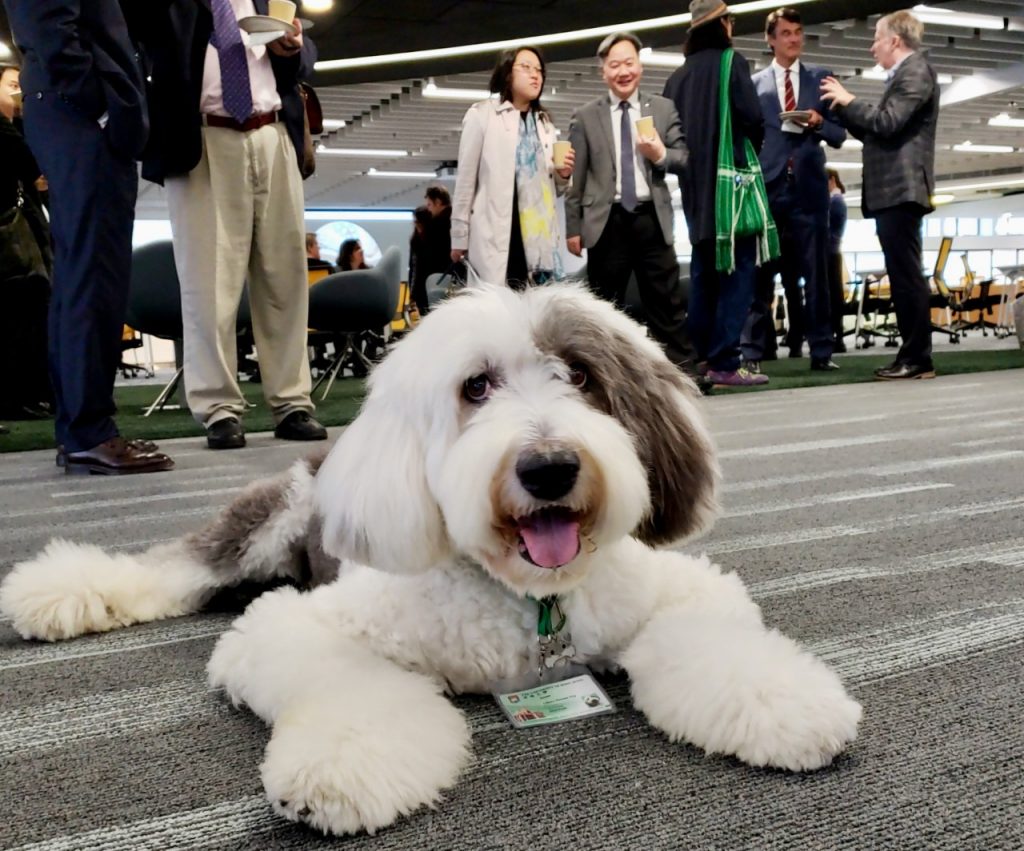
{"left": 0, "top": 283, "right": 861, "bottom": 836}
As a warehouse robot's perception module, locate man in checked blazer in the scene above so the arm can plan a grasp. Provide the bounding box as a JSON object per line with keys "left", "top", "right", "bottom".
{"left": 565, "top": 32, "right": 695, "bottom": 374}
{"left": 822, "top": 9, "right": 939, "bottom": 381}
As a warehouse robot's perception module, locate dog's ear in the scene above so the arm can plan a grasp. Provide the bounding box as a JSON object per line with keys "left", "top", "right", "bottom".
{"left": 543, "top": 294, "right": 719, "bottom": 546}
{"left": 315, "top": 381, "right": 452, "bottom": 573}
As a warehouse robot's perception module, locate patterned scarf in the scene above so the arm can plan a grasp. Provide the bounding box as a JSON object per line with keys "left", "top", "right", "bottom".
{"left": 515, "top": 111, "right": 563, "bottom": 283}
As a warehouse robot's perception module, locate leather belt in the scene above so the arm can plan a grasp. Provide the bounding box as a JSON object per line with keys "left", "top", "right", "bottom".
{"left": 202, "top": 111, "right": 279, "bottom": 132}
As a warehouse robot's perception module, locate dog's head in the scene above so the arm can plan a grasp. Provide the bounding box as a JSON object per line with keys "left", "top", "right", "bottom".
{"left": 315, "top": 284, "right": 718, "bottom": 597}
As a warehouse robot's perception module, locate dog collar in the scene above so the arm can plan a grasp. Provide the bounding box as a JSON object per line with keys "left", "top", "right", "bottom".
{"left": 534, "top": 595, "right": 566, "bottom": 637}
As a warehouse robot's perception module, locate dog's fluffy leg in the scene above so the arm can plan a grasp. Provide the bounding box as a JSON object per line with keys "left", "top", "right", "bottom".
{"left": 620, "top": 557, "right": 861, "bottom": 772}
{"left": 208, "top": 585, "right": 472, "bottom": 836}
{"left": 0, "top": 455, "right": 326, "bottom": 642}
{"left": 0, "top": 539, "right": 219, "bottom": 641}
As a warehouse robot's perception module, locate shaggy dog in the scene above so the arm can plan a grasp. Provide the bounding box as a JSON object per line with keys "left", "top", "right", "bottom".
{"left": 1, "top": 284, "right": 861, "bottom": 836}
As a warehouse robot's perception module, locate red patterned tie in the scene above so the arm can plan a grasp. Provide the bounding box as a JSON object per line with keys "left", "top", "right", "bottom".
{"left": 784, "top": 68, "right": 796, "bottom": 112}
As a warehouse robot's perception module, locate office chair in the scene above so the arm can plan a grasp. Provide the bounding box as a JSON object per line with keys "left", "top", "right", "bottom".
{"left": 307, "top": 245, "right": 403, "bottom": 399}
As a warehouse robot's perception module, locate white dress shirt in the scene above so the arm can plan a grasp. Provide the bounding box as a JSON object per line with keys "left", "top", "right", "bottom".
{"left": 608, "top": 90, "right": 652, "bottom": 203}
{"left": 201, "top": 0, "right": 283, "bottom": 118}
{"left": 772, "top": 58, "right": 803, "bottom": 134}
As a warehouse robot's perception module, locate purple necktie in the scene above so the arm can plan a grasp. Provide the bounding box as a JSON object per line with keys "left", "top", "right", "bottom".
{"left": 209, "top": 0, "right": 253, "bottom": 123}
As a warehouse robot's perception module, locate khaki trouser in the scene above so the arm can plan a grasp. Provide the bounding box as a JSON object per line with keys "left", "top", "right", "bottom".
{"left": 166, "top": 122, "right": 313, "bottom": 427}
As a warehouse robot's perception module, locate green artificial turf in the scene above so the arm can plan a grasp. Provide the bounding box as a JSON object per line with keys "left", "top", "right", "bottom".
{"left": 708, "top": 348, "right": 1024, "bottom": 393}
{"left": 1, "top": 349, "right": 1021, "bottom": 452}
{"left": 0, "top": 377, "right": 367, "bottom": 454}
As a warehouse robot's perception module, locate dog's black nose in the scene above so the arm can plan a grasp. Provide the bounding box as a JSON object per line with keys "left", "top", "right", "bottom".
{"left": 516, "top": 450, "right": 580, "bottom": 501}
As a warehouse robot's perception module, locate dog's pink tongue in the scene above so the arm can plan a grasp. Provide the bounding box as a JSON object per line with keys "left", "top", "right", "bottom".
{"left": 519, "top": 514, "right": 581, "bottom": 569}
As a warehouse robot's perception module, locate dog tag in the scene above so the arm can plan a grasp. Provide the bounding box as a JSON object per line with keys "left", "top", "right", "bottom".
{"left": 494, "top": 672, "right": 615, "bottom": 729}
{"left": 538, "top": 630, "right": 576, "bottom": 673}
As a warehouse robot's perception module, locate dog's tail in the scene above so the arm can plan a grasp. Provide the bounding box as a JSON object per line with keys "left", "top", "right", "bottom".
{"left": 0, "top": 451, "right": 335, "bottom": 642}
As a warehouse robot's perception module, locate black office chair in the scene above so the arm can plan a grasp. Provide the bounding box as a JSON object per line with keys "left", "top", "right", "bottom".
{"left": 126, "top": 241, "right": 185, "bottom": 416}
{"left": 126, "top": 240, "right": 253, "bottom": 415}
{"left": 308, "top": 245, "right": 403, "bottom": 399}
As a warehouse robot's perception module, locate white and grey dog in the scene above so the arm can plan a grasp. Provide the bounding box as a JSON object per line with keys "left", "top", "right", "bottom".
{"left": 1, "top": 283, "right": 860, "bottom": 836}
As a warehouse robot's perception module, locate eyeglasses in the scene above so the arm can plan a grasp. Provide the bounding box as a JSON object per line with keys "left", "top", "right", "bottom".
{"left": 513, "top": 63, "right": 544, "bottom": 77}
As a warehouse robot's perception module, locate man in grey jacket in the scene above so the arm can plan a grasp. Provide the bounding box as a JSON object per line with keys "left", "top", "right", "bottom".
{"left": 565, "top": 32, "right": 694, "bottom": 373}
{"left": 821, "top": 9, "right": 938, "bottom": 380}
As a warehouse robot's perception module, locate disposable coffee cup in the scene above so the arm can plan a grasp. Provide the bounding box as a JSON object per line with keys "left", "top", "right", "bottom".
{"left": 553, "top": 140, "right": 572, "bottom": 167}
{"left": 267, "top": 0, "right": 297, "bottom": 22}
{"left": 11, "top": 90, "right": 22, "bottom": 110}
{"left": 635, "top": 116, "right": 655, "bottom": 139}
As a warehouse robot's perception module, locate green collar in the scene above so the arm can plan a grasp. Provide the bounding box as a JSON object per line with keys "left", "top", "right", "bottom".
{"left": 531, "top": 595, "right": 566, "bottom": 637}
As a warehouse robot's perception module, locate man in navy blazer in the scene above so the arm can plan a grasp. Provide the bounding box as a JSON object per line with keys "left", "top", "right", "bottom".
{"left": 5, "top": 0, "right": 174, "bottom": 474}
{"left": 741, "top": 7, "right": 845, "bottom": 372}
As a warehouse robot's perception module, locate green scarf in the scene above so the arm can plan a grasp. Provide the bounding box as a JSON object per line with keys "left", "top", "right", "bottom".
{"left": 714, "top": 49, "right": 780, "bottom": 274}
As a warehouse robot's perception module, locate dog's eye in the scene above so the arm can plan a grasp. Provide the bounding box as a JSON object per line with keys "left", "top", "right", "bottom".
{"left": 463, "top": 374, "right": 492, "bottom": 403}
{"left": 567, "top": 362, "right": 589, "bottom": 388}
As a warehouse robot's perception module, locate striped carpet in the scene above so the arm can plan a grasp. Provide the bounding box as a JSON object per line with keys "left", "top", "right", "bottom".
{"left": 2, "top": 370, "right": 1022, "bottom": 850}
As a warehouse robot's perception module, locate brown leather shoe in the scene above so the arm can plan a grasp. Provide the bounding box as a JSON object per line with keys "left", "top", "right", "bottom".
{"left": 57, "top": 438, "right": 160, "bottom": 467}
{"left": 64, "top": 436, "right": 175, "bottom": 476}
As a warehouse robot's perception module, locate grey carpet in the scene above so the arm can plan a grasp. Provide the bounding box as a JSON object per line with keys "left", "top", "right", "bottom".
{"left": 2, "top": 371, "right": 1023, "bottom": 851}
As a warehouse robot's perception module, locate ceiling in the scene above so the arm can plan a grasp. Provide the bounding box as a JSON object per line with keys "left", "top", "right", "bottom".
{"left": 2, "top": 1, "right": 1023, "bottom": 215}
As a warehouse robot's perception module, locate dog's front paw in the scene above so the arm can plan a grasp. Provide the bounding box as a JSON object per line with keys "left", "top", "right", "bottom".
{"left": 261, "top": 686, "right": 471, "bottom": 835}
{"left": 626, "top": 615, "right": 861, "bottom": 772}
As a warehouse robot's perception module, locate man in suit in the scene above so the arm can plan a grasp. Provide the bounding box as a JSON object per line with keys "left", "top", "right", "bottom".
{"left": 5, "top": 0, "right": 174, "bottom": 474}
{"left": 565, "top": 32, "right": 694, "bottom": 373}
{"left": 742, "top": 6, "right": 845, "bottom": 372}
{"left": 822, "top": 9, "right": 939, "bottom": 380}
{"left": 139, "top": 0, "right": 327, "bottom": 449}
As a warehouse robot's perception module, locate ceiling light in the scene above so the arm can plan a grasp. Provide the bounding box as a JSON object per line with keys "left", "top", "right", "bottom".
{"left": 316, "top": 145, "right": 409, "bottom": 157}
{"left": 302, "top": 0, "right": 334, "bottom": 11}
{"left": 931, "top": 194, "right": 955, "bottom": 205}
{"left": 938, "top": 177, "right": 1024, "bottom": 193}
{"left": 422, "top": 78, "right": 493, "bottom": 101}
{"left": 316, "top": 0, "right": 816, "bottom": 72}
{"left": 639, "top": 48, "right": 685, "bottom": 68}
{"left": 826, "top": 161, "right": 863, "bottom": 170}
{"left": 953, "top": 141, "right": 1017, "bottom": 153}
{"left": 305, "top": 210, "right": 414, "bottom": 221}
{"left": 989, "top": 113, "right": 1024, "bottom": 128}
{"left": 912, "top": 5, "right": 1006, "bottom": 31}
{"left": 321, "top": 119, "right": 346, "bottom": 130}
{"left": 861, "top": 65, "right": 952, "bottom": 84}
{"left": 367, "top": 167, "right": 438, "bottom": 178}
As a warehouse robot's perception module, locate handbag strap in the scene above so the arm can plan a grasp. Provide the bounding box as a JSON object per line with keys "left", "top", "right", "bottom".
{"left": 716, "top": 48, "right": 735, "bottom": 173}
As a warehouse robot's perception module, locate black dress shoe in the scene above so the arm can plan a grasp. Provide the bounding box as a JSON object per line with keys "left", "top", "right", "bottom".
{"left": 874, "top": 362, "right": 936, "bottom": 381}
{"left": 810, "top": 358, "right": 840, "bottom": 371}
{"left": 207, "top": 417, "right": 246, "bottom": 449}
{"left": 274, "top": 411, "right": 327, "bottom": 441}
{"left": 788, "top": 347, "right": 803, "bottom": 359}
{"left": 64, "top": 436, "right": 174, "bottom": 476}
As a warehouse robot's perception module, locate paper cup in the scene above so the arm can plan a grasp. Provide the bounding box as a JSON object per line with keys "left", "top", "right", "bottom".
{"left": 267, "top": 0, "right": 297, "bottom": 22}
{"left": 11, "top": 90, "right": 23, "bottom": 110}
{"left": 635, "top": 116, "right": 655, "bottom": 139}
{"left": 553, "top": 140, "right": 572, "bottom": 168}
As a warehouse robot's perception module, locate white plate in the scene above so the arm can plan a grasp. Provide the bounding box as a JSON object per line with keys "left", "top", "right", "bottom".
{"left": 245, "top": 29, "right": 288, "bottom": 46}
{"left": 779, "top": 109, "right": 813, "bottom": 122}
{"left": 239, "top": 14, "right": 298, "bottom": 35}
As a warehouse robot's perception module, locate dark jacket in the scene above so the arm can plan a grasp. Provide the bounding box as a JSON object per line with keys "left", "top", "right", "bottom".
{"left": 136, "top": 0, "right": 317, "bottom": 185}
{"left": 828, "top": 191, "right": 847, "bottom": 255}
{"left": 836, "top": 51, "right": 938, "bottom": 217}
{"left": 5, "top": 0, "right": 149, "bottom": 160}
{"left": 752, "top": 62, "right": 845, "bottom": 212}
{"left": 420, "top": 206, "right": 452, "bottom": 282}
{"left": 663, "top": 49, "right": 764, "bottom": 245}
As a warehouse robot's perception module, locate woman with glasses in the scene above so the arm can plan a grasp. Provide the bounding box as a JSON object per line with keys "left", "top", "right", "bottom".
{"left": 451, "top": 46, "right": 574, "bottom": 287}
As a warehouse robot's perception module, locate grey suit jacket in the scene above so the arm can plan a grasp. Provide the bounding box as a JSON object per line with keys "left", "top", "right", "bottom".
{"left": 565, "top": 91, "right": 687, "bottom": 248}
{"left": 837, "top": 51, "right": 938, "bottom": 217}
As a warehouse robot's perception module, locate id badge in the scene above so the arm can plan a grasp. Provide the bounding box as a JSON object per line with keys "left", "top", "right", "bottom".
{"left": 493, "top": 669, "right": 616, "bottom": 729}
